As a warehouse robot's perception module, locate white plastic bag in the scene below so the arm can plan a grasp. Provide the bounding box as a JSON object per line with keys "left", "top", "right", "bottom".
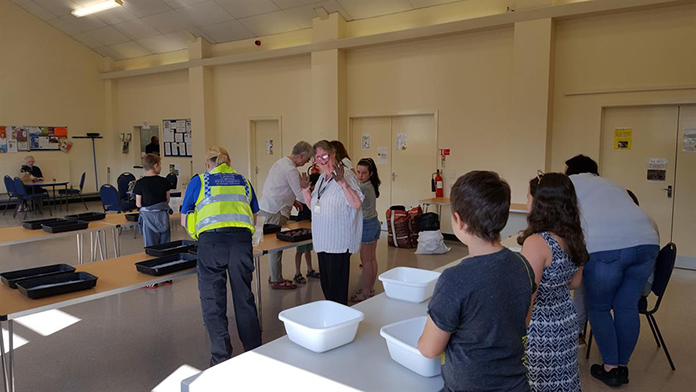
{"left": 415, "top": 230, "right": 450, "bottom": 255}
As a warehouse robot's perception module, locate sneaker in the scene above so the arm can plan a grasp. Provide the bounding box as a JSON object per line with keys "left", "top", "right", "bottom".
{"left": 590, "top": 364, "right": 622, "bottom": 387}
{"left": 306, "top": 270, "right": 320, "bottom": 279}
{"left": 293, "top": 273, "right": 307, "bottom": 284}
{"left": 578, "top": 333, "right": 587, "bottom": 349}
{"left": 161, "top": 280, "right": 173, "bottom": 286}
{"left": 618, "top": 366, "right": 629, "bottom": 384}
{"left": 145, "top": 284, "right": 159, "bottom": 289}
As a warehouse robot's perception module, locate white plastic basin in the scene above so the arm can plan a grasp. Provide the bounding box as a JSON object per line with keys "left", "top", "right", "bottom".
{"left": 278, "top": 300, "right": 364, "bottom": 353}
{"left": 378, "top": 267, "right": 441, "bottom": 303}
{"left": 380, "top": 316, "right": 441, "bottom": 377}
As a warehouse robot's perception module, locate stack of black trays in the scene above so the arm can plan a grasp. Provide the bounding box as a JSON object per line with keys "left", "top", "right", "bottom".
{"left": 1, "top": 264, "right": 98, "bottom": 299}
{"left": 65, "top": 212, "right": 106, "bottom": 221}
{"left": 136, "top": 253, "right": 197, "bottom": 276}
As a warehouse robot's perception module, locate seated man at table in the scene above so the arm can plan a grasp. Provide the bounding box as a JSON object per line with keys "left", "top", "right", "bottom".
{"left": 418, "top": 171, "right": 534, "bottom": 392}
{"left": 20, "top": 155, "right": 47, "bottom": 194}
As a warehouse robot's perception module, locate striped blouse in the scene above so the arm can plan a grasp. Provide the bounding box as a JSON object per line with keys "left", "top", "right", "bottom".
{"left": 310, "top": 169, "right": 364, "bottom": 254}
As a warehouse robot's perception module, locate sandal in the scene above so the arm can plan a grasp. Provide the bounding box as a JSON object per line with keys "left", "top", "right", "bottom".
{"left": 306, "top": 270, "right": 320, "bottom": 279}
{"left": 349, "top": 290, "right": 370, "bottom": 303}
{"left": 268, "top": 277, "right": 293, "bottom": 284}
{"left": 293, "top": 273, "right": 307, "bottom": 284}
{"left": 270, "top": 280, "right": 297, "bottom": 290}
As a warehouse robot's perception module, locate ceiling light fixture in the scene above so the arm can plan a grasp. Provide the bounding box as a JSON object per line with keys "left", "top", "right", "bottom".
{"left": 71, "top": 0, "right": 123, "bottom": 18}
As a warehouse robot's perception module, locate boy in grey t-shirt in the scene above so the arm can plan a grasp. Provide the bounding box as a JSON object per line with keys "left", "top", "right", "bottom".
{"left": 418, "top": 171, "right": 535, "bottom": 392}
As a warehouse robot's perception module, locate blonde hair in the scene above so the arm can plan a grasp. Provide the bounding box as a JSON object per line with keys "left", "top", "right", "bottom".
{"left": 205, "top": 146, "right": 230, "bottom": 167}
{"left": 24, "top": 156, "right": 35, "bottom": 164}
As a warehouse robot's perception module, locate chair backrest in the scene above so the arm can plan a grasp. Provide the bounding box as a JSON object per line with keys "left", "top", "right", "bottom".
{"left": 78, "top": 172, "right": 86, "bottom": 191}
{"left": 652, "top": 243, "right": 677, "bottom": 298}
{"left": 117, "top": 173, "right": 135, "bottom": 200}
{"left": 165, "top": 173, "right": 177, "bottom": 189}
{"left": 99, "top": 184, "right": 121, "bottom": 212}
{"left": 4, "top": 175, "right": 15, "bottom": 196}
{"left": 13, "top": 177, "right": 27, "bottom": 197}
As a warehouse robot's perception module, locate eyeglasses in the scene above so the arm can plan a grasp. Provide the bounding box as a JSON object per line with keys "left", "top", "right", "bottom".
{"left": 315, "top": 153, "right": 330, "bottom": 162}
{"left": 536, "top": 170, "right": 545, "bottom": 183}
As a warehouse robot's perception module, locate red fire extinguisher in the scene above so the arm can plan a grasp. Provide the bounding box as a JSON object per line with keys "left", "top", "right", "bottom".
{"left": 431, "top": 170, "right": 444, "bottom": 198}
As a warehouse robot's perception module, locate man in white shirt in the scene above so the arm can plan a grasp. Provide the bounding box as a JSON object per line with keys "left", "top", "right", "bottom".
{"left": 259, "top": 141, "right": 313, "bottom": 289}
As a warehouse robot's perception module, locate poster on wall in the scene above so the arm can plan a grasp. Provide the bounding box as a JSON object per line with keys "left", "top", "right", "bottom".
{"left": 396, "top": 132, "right": 407, "bottom": 151}
{"left": 0, "top": 126, "right": 7, "bottom": 153}
{"left": 162, "top": 119, "right": 192, "bottom": 157}
{"left": 614, "top": 128, "right": 632, "bottom": 150}
{"left": 647, "top": 158, "right": 667, "bottom": 182}
{"left": 361, "top": 134, "right": 371, "bottom": 150}
{"left": 377, "top": 146, "right": 388, "bottom": 165}
{"left": 683, "top": 129, "right": 696, "bottom": 152}
{"left": 2, "top": 125, "right": 67, "bottom": 151}
{"left": 265, "top": 140, "right": 274, "bottom": 155}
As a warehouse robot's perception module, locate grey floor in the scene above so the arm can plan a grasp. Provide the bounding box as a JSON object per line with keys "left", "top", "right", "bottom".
{"left": 1, "top": 201, "right": 695, "bottom": 391}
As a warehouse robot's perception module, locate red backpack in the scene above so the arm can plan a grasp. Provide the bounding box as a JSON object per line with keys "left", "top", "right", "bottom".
{"left": 386, "top": 205, "right": 422, "bottom": 248}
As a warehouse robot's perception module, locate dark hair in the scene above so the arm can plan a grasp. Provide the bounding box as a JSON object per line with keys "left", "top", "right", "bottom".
{"left": 356, "top": 158, "right": 381, "bottom": 198}
{"left": 309, "top": 172, "right": 320, "bottom": 186}
{"left": 330, "top": 140, "right": 351, "bottom": 162}
{"left": 151, "top": 136, "right": 158, "bottom": 143}
{"left": 565, "top": 154, "right": 598, "bottom": 176}
{"left": 313, "top": 140, "right": 334, "bottom": 154}
{"left": 518, "top": 173, "right": 588, "bottom": 266}
{"left": 451, "top": 171, "right": 510, "bottom": 243}
{"left": 142, "top": 153, "right": 161, "bottom": 171}
{"left": 529, "top": 177, "right": 540, "bottom": 198}
{"left": 626, "top": 189, "right": 639, "bottom": 206}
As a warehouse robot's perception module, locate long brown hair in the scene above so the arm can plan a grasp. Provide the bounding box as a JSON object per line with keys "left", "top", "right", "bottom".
{"left": 518, "top": 173, "right": 588, "bottom": 266}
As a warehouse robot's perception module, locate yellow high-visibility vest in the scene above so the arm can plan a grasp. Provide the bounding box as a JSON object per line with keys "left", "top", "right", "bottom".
{"left": 186, "top": 164, "right": 255, "bottom": 239}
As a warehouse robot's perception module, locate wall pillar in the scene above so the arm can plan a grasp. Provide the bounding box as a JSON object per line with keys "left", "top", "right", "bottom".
{"left": 189, "top": 37, "right": 216, "bottom": 173}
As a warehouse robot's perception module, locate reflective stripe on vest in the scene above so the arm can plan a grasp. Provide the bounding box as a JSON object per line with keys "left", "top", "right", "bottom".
{"left": 192, "top": 164, "right": 255, "bottom": 236}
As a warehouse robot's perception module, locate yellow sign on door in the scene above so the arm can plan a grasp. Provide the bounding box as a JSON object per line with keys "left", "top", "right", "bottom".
{"left": 614, "top": 128, "right": 632, "bottom": 150}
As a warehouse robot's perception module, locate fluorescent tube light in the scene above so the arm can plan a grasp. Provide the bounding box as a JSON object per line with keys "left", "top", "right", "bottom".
{"left": 71, "top": 0, "right": 123, "bottom": 17}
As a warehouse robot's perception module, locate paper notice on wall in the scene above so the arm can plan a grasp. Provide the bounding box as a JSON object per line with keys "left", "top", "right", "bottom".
{"left": 7, "top": 140, "right": 18, "bottom": 153}
{"left": 361, "top": 134, "right": 371, "bottom": 150}
{"left": 614, "top": 128, "right": 632, "bottom": 150}
{"left": 164, "top": 142, "right": 172, "bottom": 156}
{"left": 683, "top": 129, "right": 696, "bottom": 152}
{"left": 266, "top": 140, "right": 274, "bottom": 155}
{"left": 175, "top": 133, "right": 184, "bottom": 143}
{"left": 186, "top": 142, "right": 192, "bottom": 156}
{"left": 377, "top": 147, "right": 388, "bottom": 164}
{"left": 396, "top": 132, "right": 407, "bottom": 151}
{"left": 647, "top": 158, "right": 667, "bottom": 182}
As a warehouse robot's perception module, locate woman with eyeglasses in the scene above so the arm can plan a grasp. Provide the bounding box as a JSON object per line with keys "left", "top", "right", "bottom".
{"left": 300, "top": 140, "right": 364, "bottom": 305}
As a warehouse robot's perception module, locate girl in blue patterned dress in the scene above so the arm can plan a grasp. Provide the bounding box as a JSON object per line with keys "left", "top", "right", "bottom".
{"left": 519, "top": 173, "right": 589, "bottom": 392}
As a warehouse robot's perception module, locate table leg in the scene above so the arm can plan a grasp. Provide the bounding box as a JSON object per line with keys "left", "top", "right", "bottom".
{"left": 77, "top": 233, "right": 84, "bottom": 265}
{"left": 0, "top": 320, "right": 8, "bottom": 392}
{"left": 100, "top": 230, "right": 107, "bottom": 260}
{"left": 254, "top": 256, "right": 262, "bottom": 331}
{"left": 90, "top": 232, "right": 96, "bottom": 263}
{"left": 0, "top": 319, "right": 15, "bottom": 392}
{"left": 8, "top": 321, "right": 13, "bottom": 392}
{"left": 112, "top": 227, "right": 120, "bottom": 257}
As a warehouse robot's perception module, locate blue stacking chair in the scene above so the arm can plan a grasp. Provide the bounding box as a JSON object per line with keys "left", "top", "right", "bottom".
{"left": 3, "top": 175, "right": 17, "bottom": 215}
{"left": 13, "top": 177, "right": 50, "bottom": 219}
{"left": 59, "top": 172, "right": 88, "bottom": 211}
{"left": 100, "top": 184, "right": 122, "bottom": 213}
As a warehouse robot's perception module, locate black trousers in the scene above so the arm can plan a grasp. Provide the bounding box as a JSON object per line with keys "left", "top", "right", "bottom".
{"left": 317, "top": 251, "right": 351, "bottom": 305}
{"left": 198, "top": 229, "right": 262, "bottom": 366}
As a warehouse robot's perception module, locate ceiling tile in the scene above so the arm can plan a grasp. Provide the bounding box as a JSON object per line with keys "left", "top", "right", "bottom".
{"left": 89, "top": 26, "right": 131, "bottom": 46}
{"left": 46, "top": 17, "right": 83, "bottom": 36}
{"left": 162, "top": 0, "right": 207, "bottom": 8}
{"left": 110, "top": 41, "right": 153, "bottom": 58}
{"left": 61, "top": 14, "right": 107, "bottom": 31}
{"left": 72, "top": 32, "right": 104, "bottom": 49}
{"left": 283, "top": 0, "right": 352, "bottom": 29}
{"left": 93, "top": 6, "right": 139, "bottom": 24}
{"left": 112, "top": 19, "right": 161, "bottom": 40}
{"left": 169, "top": 27, "right": 217, "bottom": 44}
{"left": 142, "top": 10, "right": 195, "bottom": 34}
{"left": 92, "top": 45, "right": 126, "bottom": 60}
{"left": 336, "top": 0, "right": 412, "bottom": 19}
{"left": 215, "top": 0, "right": 278, "bottom": 19}
{"left": 239, "top": 10, "right": 299, "bottom": 36}
{"left": 408, "top": 0, "right": 459, "bottom": 8}
{"left": 22, "top": 2, "right": 57, "bottom": 21}
{"left": 272, "top": 0, "right": 320, "bottom": 9}
{"left": 12, "top": 0, "right": 34, "bottom": 6}
{"left": 200, "top": 19, "right": 255, "bottom": 43}
{"left": 121, "top": 0, "right": 172, "bottom": 18}
{"left": 176, "top": 1, "right": 233, "bottom": 27}
{"left": 33, "top": 0, "right": 77, "bottom": 17}
{"left": 138, "top": 35, "right": 188, "bottom": 53}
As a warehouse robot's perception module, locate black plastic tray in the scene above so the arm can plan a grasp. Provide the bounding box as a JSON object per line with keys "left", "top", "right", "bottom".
{"left": 23, "top": 218, "right": 66, "bottom": 230}
{"left": 65, "top": 212, "right": 106, "bottom": 222}
{"left": 1, "top": 264, "right": 76, "bottom": 289}
{"left": 263, "top": 224, "right": 282, "bottom": 235}
{"left": 125, "top": 213, "right": 139, "bottom": 222}
{"left": 145, "top": 240, "right": 197, "bottom": 257}
{"left": 276, "top": 228, "right": 312, "bottom": 242}
{"left": 16, "top": 272, "right": 98, "bottom": 299}
{"left": 136, "top": 253, "right": 197, "bottom": 276}
{"left": 42, "top": 220, "right": 89, "bottom": 233}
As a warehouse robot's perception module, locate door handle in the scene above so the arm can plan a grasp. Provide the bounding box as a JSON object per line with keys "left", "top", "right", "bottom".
{"left": 661, "top": 185, "right": 672, "bottom": 198}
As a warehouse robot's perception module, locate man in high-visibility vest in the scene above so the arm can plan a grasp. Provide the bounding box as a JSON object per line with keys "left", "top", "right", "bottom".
{"left": 181, "top": 146, "right": 262, "bottom": 366}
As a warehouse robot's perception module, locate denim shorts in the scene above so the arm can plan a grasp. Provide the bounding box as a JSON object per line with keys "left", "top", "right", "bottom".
{"left": 361, "top": 217, "right": 381, "bottom": 244}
